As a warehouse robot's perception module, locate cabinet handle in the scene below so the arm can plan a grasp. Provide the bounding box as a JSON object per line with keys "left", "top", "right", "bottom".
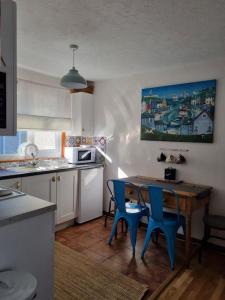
{"left": 57, "top": 176, "right": 61, "bottom": 182}
{"left": 52, "top": 176, "right": 56, "bottom": 182}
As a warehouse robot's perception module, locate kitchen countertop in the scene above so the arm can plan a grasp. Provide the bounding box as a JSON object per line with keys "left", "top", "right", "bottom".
{"left": 0, "top": 194, "right": 56, "bottom": 227}
{"left": 0, "top": 162, "right": 103, "bottom": 227}
{"left": 0, "top": 163, "right": 103, "bottom": 180}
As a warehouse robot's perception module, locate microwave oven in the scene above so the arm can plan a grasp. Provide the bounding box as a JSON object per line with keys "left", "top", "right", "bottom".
{"left": 64, "top": 147, "right": 96, "bottom": 164}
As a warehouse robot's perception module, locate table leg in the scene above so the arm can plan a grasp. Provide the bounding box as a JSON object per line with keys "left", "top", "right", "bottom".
{"left": 204, "top": 200, "right": 209, "bottom": 221}
{"left": 198, "top": 199, "right": 210, "bottom": 262}
{"left": 203, "top": 202, "right": 210, "bottom": 241}
{"left": 185, "top": 213, "right": 192, "bottom": 267}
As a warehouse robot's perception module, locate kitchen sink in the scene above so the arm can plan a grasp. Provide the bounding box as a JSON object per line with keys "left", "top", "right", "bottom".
{"left": 6, "top": 161, "right": 74, "bottom": 173}
{"left": 7, "top": 166, "right": 50, "bottom": 172}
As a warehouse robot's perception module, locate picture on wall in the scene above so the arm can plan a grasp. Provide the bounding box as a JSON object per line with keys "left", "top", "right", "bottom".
{"left": 141, "top": 80, "right": 216, "bottom": 143}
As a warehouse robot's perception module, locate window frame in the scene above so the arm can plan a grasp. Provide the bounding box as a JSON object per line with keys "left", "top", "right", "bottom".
{"left": 0, "top": 130, "right": 62, "bottom": 160}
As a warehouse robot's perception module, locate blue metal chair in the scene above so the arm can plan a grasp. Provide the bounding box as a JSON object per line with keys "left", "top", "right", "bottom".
{"left": 108, "top": 180, "right": 149, "bottom": 256}
{"left": 105, "top": 180, "right": 129, "bottom": 234}
{"left": 141, "top": 185, "right": 182, "bottom": 270}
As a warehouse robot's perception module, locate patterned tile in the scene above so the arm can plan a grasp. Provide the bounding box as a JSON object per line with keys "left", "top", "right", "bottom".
{"left": 86, "top": 137, "right": 93, "bottom": 145}
{"left": 64, "top": 135, "right": 106, "bottom": 148}
{"left": 93, "top": 136, "right": 107, "bottom": 146}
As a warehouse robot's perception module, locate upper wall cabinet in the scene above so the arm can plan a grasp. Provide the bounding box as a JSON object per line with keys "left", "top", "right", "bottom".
{"left": 71, "top": 93, "right": 94, "bottom": 136}
{"left": 0, "top": 0, "right": 17, "bottom": 136}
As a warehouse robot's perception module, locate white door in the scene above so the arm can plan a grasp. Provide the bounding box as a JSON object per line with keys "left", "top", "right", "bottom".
{"left": 0, "top": 178, "right": 22, "bottom": 191}
{"left": 56, "top": 170, "right": 78, "bottom": 225}
{"left": 22, "top": 173, "right": 57, "bottom": 204}
{"left": 78, "top": 167, "right": 103, "bottom": 223}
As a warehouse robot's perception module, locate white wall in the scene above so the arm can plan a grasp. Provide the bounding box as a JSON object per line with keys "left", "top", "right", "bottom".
{"left": 94, "top": 58, "right": 225, "bottom": 240}
{"left": 18, "top": 67, "right": 61, "bottom": 88}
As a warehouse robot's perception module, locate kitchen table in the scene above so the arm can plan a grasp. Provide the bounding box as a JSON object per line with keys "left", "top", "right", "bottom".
{"left": 120, "top": 176, "right": 213, "bottom": 267}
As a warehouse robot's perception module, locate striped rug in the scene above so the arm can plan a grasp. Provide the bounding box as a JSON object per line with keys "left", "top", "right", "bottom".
{"left": 54, "top": 241, "right": 148, "bottom": 300}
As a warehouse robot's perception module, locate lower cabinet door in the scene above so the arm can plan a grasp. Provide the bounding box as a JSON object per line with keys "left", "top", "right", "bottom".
{"left": 22, "top": 173, "right": 57, "bottom": 204}
{"left": 56, "top": 170, "right": 78, "bottom": 225}
{"left": 0, "top": 178, "right": 22, "bottom": 191}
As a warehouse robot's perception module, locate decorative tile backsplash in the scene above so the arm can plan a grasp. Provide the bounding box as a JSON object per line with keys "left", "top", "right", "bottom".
{"left": 65, "top": 136, "right": 106, "bottom": 147}
{"left": 64, "top": 135, "right": 107, "bottom": 164}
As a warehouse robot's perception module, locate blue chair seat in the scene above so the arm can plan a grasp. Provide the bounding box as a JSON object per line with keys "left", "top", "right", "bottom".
{"left": 125, "top": 202, "right": 147, "bottom": 214}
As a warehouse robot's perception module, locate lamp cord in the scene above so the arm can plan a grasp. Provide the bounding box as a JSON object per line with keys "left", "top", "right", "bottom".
{"left": 72, "top": 48, "right": 75, "bottom": 68}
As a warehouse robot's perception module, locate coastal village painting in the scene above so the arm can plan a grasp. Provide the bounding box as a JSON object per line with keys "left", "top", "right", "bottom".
{"left": 141, "top": 80, "right": 216, "bottom": 143}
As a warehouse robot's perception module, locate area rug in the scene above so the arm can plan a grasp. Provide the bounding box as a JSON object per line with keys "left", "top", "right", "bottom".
{"left": 54, "top": 241, "right": 149, "bottom": 300}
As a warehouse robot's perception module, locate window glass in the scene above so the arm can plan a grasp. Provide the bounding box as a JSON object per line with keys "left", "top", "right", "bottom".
{"left": 0, "top": 131, "right": 61, "bottom": 157}
{"left": 32, "top": 131, "right": 57, "bottom": 150}
{"left": 0, "top": 131, "right": 27, "bottom": 154}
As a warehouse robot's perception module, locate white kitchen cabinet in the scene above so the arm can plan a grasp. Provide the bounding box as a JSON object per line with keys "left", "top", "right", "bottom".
{"left": 21, "top": 170, "right": 78, "bottom": 225}
{"left": 22, "top": 173, "right": 56, "bottom": 204}
{"left": 71, "top": 93, "right": 94, "bottom": 136}
{"left": 56, "top": 170, "right": 78, "bottom": 224}
{"left": 0, "top": 0, "right": 17, "bottom": 135}
{"left": 77, "top": 167, "right": 103, "bottom": 223}
{"left": 0, "top": 178, "right": 22, "bottom": 191}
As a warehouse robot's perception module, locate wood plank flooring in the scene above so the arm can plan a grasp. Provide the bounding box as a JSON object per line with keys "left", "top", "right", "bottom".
{"left": 55, "top": 217, "right": 225, "bottom": 299}
{"left": 157, "top": 248, "right": 225, "bottom": 300}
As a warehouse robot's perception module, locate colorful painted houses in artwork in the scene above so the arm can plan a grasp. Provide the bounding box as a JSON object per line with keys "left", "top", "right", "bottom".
{"left": 192, "top": 110, "right": 213, "bottom": 134}
{"left": 141, "top": 80, "right": 216, "bottom": 142}
{"left": 141, "top": 109, "right": 213, "bottom": 135}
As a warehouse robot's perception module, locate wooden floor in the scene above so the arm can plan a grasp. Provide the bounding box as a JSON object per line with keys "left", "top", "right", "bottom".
{"left": 55, "top": 217, "right": 225, "bottom": 300}
{"left": 157, "top": 248, "right": 225, "bottom": 300}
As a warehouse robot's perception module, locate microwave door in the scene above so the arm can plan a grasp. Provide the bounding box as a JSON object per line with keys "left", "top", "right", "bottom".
{"left": 78, "top": 150, "right": 92, "bottom": 162}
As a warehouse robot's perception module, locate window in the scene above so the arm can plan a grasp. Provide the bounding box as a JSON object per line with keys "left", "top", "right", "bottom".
{"left": 0, "top": 131, "right": 27, "bottom": 155}
{"left": 0, "top": 130, "right": 62, "bottom": 158}
{"left": 28, "top": 131, "right": 61, "bottom": 157}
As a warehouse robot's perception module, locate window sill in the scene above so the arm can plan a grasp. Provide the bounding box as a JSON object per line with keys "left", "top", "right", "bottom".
{"left": 0, "top": 156, "right": 61, "bottom": 163}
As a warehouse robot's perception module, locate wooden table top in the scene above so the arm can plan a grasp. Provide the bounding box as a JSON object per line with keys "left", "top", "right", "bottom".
{"left": 119, "top": 176, "right": 213, "bottom": 198}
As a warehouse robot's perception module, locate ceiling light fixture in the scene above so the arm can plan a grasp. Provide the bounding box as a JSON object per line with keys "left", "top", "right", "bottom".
{"left": 60, "top": 44, "right": 87, "bottom": 89}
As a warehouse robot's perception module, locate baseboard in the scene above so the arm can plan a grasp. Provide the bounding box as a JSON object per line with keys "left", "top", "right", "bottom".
{"left": 55, "top": 219, "right": 75, "bottom": 232}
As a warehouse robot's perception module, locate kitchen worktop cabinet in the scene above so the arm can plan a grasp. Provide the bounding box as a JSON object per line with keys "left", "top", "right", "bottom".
{"left": 0, "top": 0, "right": 17, "bottom": 135}
{"left": 0, "top": 178, "right": 22, "bottom": 191}
{"left": 21, "top": 173, "right": 56, "bottom": 204}
{"left": 71, "top": 93, "right": 94, "bottom": 136}
{"left": 21, "top": 170, "right": 78, "bottom": 225}
{"left": 56, "top": 170, "right": 78, "bottom": 224}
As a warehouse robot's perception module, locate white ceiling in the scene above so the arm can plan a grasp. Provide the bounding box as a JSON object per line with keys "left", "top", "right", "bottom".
{"left": 16, "top": 0, "right": 225, "bottom": 80}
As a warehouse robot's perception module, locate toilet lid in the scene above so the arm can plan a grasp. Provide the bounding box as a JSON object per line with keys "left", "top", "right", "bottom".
{"left": 0, "top": 271, "right": 37, "bottom": 300}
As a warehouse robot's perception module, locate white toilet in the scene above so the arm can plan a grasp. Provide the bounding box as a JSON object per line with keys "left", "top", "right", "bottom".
{"left": 0, "top": 270, "right": 37, "bottom": 300}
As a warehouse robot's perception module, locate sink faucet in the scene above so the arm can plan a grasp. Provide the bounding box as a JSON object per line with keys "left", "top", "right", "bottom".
{"left": 30, "top": 152, "right": 39, "bottom": 167}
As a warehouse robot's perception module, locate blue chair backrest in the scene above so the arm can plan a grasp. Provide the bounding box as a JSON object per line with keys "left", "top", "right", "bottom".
{"left": 148, "top": 185, "right": 180, "bottom": 222}
{"left": 148, "top": 185, "right": 164, "bottom": 221}
{"left": 112, "top": 180, "right": 126, "bottom": 212}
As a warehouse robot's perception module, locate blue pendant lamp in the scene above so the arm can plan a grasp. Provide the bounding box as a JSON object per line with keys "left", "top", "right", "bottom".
{"left": 60, "top": 44, "right": 87, "bottom": 89}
